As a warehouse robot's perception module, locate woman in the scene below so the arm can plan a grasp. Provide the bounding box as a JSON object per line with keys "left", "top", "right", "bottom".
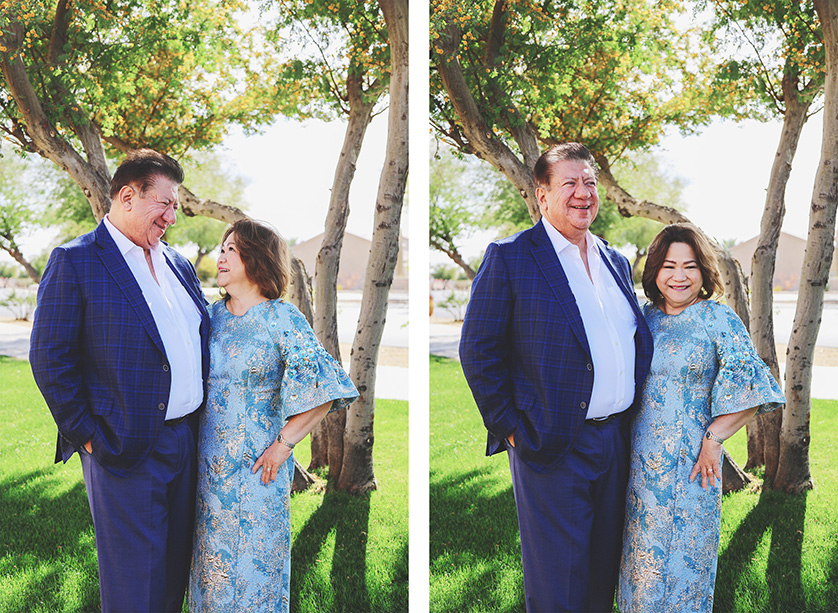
{"left": 617, "top": 223, "right": 784, "bottom": 613}
{"left": 188, "top": 219, "right": 358, "bottom": 612}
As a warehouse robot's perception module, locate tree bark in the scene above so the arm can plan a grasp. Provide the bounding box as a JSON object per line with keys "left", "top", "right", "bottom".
{"left": 596, "top": 159, "right": 751, "bottom": 325}
{"left": 0, "top": 236, "right": 41, "bottom": 283}
{"left": 433, "top": 19, "right": 539, "bottom": 220}
{"left": 336, "top": 0, "right": 407, "bottom": 493}
{"left": 773, "top": 0, "right": 838, "bottom": 494}
{"left": 1, "top": 23, "right": 111, "bottom": 220}
{"left": 429, "top": 237, "right": 476, "bottom": 280}
{"left": 309, "top": 75, "right": 377, "bottom": 473}
{"left": 746, "top": 73, "right": 814, "bottom": 474}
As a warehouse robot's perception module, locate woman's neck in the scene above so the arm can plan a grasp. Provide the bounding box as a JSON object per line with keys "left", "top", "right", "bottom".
{"left": 225, "top": 283, "right": 267, "bottom": 316}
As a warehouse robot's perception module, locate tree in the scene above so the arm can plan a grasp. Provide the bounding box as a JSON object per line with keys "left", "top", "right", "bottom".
{"left": 165, "top": 150, "right": 250, "bottom": 269}
{"left": 336, "top": 0, "right": 407, "bottom": 493}
{"left": 607, "top": 151, "right": 687, "bottom": 279}
{"left": 430, "top": 0, "right": 753, "bottom": 322}
{"left": 0, "top": 0, "right": 264, "bottom": 223}
{"left": 429, "top": 151, "right": 488, "bottom": 279}
{"left": 702, "top": 1, "right": 825, "bottom": 481}
{"left": 265, "top": 0, "right": 391, "bottom": 477}
{"left": 772, "top": 0, "right": 837, "bottom": 494}
{"left": 0, "top": 145, "right": 47, "bottom": 281}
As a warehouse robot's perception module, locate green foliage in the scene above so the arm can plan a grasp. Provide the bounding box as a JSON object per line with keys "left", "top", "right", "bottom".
{"left": 597, "top": 150, "right": 687, "bottom": 271}
{"left": 436, "top": 289, "right": 469, "bottom": 321}
{"left": 0, "top": 145, "right": 49, "bottom": 254}
{"left": 430, "top": 355, "right": 838, "bottom": 613}
{"left": 0, "top": 356, "right": 408, "bottom": 612}
{"left": 701, "top": 0, "right": 824, "bottom": 116}
{"left": 0, "top": 288, "right": 36, "bottom": 319}
{"left": 430, "top": 0, "right": 736, "bottom": 165}
{"left": 264, "top": 0, "right": 390, "bottom": 121}
{"left": 0, "top": 0, "right": 274, "bottom": 158}
{"left": 164, "top": 149, "right": 249, "bottom": 257}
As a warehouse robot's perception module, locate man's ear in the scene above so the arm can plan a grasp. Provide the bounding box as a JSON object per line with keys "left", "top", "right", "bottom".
{"left": 116, "top": 185, "right": 135, "bottom": 210}
{"left": 535, "top": 186, "right": 546, "bottom": 207}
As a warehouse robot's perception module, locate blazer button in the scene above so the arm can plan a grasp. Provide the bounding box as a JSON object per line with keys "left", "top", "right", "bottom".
{"left": 158, "top": 403, "right": 166, "bottom": 411}
{"left": 163, "top": 364, "right": 170, "bottom": 372}
{"left": 580, "top": 401, "right": 587, "bottom": 409}
{"left": 586, "top": 363, "right": 593, "bottom": 371}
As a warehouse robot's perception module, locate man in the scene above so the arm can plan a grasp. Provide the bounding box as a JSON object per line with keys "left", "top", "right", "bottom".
{"left": 30, "top": 149, "right": 210, "bottom": 612}
{"left": 459, "top": 142, "right": 654, "bottom": 612}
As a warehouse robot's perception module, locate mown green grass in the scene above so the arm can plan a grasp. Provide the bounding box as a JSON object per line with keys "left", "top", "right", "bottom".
{"left": 0, "top": 355, "right": 407, "bottom": 613}
{"left": 430, "top": 354, "right": 838, "bottom": 613}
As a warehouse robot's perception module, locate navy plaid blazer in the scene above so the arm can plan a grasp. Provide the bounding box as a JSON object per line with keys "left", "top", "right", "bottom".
{"left": 459, "top": 221, "right": 654, "bottom": 472}
{"left": 30, "top": 221, "right": 210, "bottom": 478}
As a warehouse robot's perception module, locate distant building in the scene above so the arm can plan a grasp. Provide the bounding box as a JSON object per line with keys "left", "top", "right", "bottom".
{"left": 730, "top": 231, "right": 838, "bottom": 290}
{"left": 291, "top": 232, "right": 408, "bottom": 291}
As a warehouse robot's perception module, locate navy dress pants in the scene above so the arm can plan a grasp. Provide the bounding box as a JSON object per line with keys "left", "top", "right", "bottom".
{"left": 80, "top": 416, "right": 197, "bottom": 613}
{"left": 507, "top": 415, "right": 629, "bottom": 613}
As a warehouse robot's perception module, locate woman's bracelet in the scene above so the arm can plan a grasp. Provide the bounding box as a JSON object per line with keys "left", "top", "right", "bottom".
{"left": 277, "top": 432, "right": 296, "bottom": 449}
{"left": 704, "top": 430, "right": 725, "bottom": 444}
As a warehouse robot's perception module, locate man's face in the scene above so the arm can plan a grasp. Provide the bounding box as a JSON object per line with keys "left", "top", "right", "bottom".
{"left": 122, "top": 176, "right": 179, "bottom": 250}
{"left": 536, "top": 159, "right": 599, "bottom": 242}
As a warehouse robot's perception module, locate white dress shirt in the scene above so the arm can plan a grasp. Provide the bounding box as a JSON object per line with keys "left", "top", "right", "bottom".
{"left": 542, "top": 218, "right": 637, "bottom": 419}
{"left": 104, "top": 216, "right": 203, "bottom": 420}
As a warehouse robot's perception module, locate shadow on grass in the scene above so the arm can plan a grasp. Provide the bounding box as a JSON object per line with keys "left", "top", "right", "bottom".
{"left": 716, "top": 486, "right": 808, "bottom": 612}
{"left": 430, "top": 466, "right": 525, "bottom": 613}
{"left": 290, "top": 488, "right": 407, "bottom": 613}
{"left": 0, "top": 468, "right": 99, "bottom": 612}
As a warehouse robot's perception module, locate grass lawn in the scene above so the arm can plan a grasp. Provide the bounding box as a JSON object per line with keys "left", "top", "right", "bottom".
{"left": 0, "top": 356, "right": 407, "bottom": 613}
{"left": 430, "top": 354, "right": 838, "bottom": 613}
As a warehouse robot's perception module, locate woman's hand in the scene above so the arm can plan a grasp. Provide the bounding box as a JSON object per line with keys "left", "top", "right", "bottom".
{"left": 689, "top": 437, "right": 723, "bottom": 491}
{"left": 252, "top": 439, "right": 293, "bottom": 485}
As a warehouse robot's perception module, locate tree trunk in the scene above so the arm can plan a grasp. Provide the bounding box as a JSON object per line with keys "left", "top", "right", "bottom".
{"left": 722, "top": 448, "right": 753, "bottom": 495}
{"left": 1, "top": 22, "right": 111, "bottom": 220}
{"left": 773, "top": 0, "right": 838, "bottom": 494}
{"left": 746, "top": 74, "right": 813, "bottom": 474}
{"left": 309, "top": 77, "right": 377, "bottom": 473}
{"left": 433, "top": 19, "right": 539, "bottom": 219}
{"left": 0, "top": 237, "right": 41, "bottom": 283}
{"left": 336, "top": 0, "right": 407, "bottom": 493}
{"left": 596, "top": 160, "right": 751, "bottom": 325}
{"left": 429, "top": 237, "right": 476, "bottom": 280}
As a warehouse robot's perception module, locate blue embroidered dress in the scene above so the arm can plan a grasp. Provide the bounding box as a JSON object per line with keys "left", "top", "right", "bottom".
{"left": 188, "top": 299, "right": 358, "bottom": 613}
{"left": 617, "top": 300, "right": 784, "bottom": 613}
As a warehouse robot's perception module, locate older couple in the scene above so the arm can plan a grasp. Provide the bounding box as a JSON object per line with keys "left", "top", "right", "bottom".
{"left": 30, "top": 149, "right": 357, "bottom": 612}
{"left": 460, "top": 142, "right": 784, "bottom": 612}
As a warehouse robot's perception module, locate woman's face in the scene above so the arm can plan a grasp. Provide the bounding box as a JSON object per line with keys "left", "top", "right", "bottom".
{"left": 217, "top": 233, "right": 247, "bottom": 290}
{"left": 655, "top": 241, "right": 704, "bottom": 315}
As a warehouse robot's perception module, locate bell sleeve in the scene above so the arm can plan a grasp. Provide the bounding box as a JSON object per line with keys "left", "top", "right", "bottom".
{"left": 710, "top": 303, "right": 785, "bottom": 418}
{"left": 270, "top": 303, "right": 359, "bottom": 418}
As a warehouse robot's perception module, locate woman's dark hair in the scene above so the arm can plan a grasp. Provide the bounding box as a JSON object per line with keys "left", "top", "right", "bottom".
{"left": 642, "top": 222, "right": 724, "bottom": 307}
{"left": 109, "top": 148, "right": 184, "bottom": 198}
{"left": 221, "top": 219, "right": 290, "bottom": 300}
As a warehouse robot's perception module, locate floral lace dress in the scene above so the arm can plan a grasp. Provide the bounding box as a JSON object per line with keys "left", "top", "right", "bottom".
{"left": 617, "top": 300, "right": 784, "bottom": 613}
{"left": 188, "top": 299, "right": 358, "bottom": 613}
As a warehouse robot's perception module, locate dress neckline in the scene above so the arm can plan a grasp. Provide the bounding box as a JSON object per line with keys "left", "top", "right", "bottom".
{"left": 653, "top": 299, "right": 707, "bottom": 318}
{"left": 221, "top": 297, "right": 272, "bottom": 318}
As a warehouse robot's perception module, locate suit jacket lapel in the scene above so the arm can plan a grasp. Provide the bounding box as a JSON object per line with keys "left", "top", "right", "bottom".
{"left": 163, "top": 248, "right": 210, "bottom": 332}
{"left": 94, "top": 222, "right": 166, "bottom": 355}
{"left": 530, "top": 222, "right": 592, "bottom": 357}
{"left": 598, "top": 241, "right": 644, "bottom": 319}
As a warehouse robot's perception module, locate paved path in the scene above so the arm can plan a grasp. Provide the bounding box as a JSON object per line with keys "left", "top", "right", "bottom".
{"left": 0, "top": 321, "right": 408, "bottom": 401}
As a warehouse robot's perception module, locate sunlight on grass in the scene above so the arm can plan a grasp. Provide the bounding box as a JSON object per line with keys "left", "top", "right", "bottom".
{"left": 430, "top": 355, "right": 838, "bottom": 613}
{"left": 0, "top": 356, "right": 408, "bottom": 613}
